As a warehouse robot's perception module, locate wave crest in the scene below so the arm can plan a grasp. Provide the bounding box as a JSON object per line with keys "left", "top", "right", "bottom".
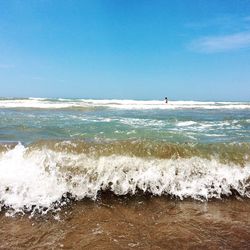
{"left": 0, "top": 98, "right": 249, "bottom": 110}
{"left": 0, "top": 143, "right": 250, "bottom": 214}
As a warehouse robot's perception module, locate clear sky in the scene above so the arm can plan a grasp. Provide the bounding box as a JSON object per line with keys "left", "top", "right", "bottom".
{"left": 0, "top": 0, "right": 250, "bottom": 101}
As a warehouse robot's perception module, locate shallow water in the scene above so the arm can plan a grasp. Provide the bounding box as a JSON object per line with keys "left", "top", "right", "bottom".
{"left": 1, "top": 98, "right": 250, "bottom": 144}
{"left": 1, "top": 196, "right": 250, "bottom": 249}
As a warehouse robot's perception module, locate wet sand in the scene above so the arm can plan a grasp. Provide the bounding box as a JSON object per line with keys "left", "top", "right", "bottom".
{"left": 0, "top": 195, "right": 250, "bottom": 249}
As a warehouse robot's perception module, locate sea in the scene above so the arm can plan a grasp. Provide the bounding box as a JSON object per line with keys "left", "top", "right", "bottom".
{"left": 0, "top": 98, "right": 250, "bottom": 249}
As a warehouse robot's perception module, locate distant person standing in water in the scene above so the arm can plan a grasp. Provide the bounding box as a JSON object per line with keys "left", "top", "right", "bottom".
{"left": 165, "top": 97, "right": 168, "bottom": 103}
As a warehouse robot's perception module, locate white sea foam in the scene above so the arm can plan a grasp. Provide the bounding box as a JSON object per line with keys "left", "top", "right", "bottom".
{"left": 79, "top": 100, "right": 250, "bottom": 110}
{"left": 0, "top": 99, "right": 74, "bottom": 109}
{"left": 0, "top": 98, "right": 249, "bottom": 110}
{"left": 176, "top": 121, "right": 197, "bottom": 127}
{"left": 0, "top": 144, "right": 250, "bottom": 215}
{"left": 174, "top": 120, "right": 243, "bottom": 133}
{"left": 119, "top": 118, "right": 165, "bottom": 128}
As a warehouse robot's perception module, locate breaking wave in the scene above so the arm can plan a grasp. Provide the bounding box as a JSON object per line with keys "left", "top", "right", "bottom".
{"left": 0, "top": 98, "right": 249, "bottom": 110}
{"left": 0, "top": 140, "right": 250, "bottom": 215}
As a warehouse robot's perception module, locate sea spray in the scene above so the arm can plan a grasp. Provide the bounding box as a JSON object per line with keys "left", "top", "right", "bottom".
{"left": 0, "top": 142, "right": 250, "bottom": 214}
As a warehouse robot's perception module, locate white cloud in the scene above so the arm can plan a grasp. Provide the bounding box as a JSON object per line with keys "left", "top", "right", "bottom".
{"left": 190, "top": 32, "right": 250, "bottom": 53}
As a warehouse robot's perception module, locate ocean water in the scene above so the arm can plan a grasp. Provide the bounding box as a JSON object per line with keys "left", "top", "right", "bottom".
{"left": 1, "top": 98, "right": 250, "bottom": 248}
{"left": 0, "top": 98, "right": 250, "bottom": 215}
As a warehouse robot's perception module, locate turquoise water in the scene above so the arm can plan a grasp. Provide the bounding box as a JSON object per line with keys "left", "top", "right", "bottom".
{"left": 0, "top": 100, "right": 250, "bottom": 144}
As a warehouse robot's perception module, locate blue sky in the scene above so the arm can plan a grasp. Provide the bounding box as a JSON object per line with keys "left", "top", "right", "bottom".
{"left": 0, "top": 0, "right": 250, "bottom": 100}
